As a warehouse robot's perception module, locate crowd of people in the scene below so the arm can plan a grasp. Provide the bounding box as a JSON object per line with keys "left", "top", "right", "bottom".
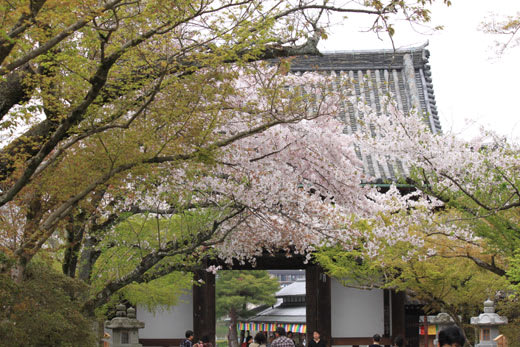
{"left": 181, "top": 325, "right": 466, "bottom": 347}
{"left": 181, "top": 330, "right": 213, "bottom": 347}
{"left": 241, "top": 327, "right": 296, "bottom": 347}
{"left": 368, "top": 326, "right": 466, "bottom": 347}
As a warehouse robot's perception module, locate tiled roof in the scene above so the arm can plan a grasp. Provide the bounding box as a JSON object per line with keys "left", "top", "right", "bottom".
{"left": 288, "top": 45, "right": 440, "bottom": 181}
{"left": 269, "top": 269, "right": 305, "bottom": 275}
{"left": 248, "top": 303, "right": 306, "bottom": 324}
{"left": 276, "top": 281, "right": 305, "bottom": 297}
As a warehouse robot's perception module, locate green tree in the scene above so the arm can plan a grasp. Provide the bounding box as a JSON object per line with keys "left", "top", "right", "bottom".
{"left": 216, "top": 270, "right": 279, "bottom": 347}
{"left": 0, "top": 1, "right": 452, "bottom": 342}
{"left": 84, "top": 211, "right": 209, "bottom": 315}
{"left": 0, "top": 0, "right": 450, "bottom": 283}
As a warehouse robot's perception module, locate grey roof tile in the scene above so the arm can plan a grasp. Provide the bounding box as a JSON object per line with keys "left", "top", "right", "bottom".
{"left": 285, "top": 46, "right": 440, "bottom": 180}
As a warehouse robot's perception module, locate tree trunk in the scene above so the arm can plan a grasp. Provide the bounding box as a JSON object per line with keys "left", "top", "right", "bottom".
{"left": 62, "top": 225, "right": 85, "bottom": 278}
{"left": 62, "top": 213, "right": 87, "bottom": 278}
{"left": 10, "top": 193, "right": 44, "bottom": 282}
{"left": 10, "top": 256, "right": 28, "bottom": 284}
{"left": 0, "top": 65, "right": 34, "bottom": 121}
{"left": 77, "top": 236, "right": 101, "bottom": 283}
{"left": 228, "top": 308, "right": 239, "bottom": 347}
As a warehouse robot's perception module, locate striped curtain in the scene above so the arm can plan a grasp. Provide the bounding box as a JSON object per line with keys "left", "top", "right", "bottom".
{"left": 237, "top": 322, "right": 306, "bottom": 334}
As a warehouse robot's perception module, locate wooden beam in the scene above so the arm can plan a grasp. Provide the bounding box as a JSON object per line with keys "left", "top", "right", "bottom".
{"left": 306, "top": 266, "right": 331, "bottom": 347}
{"left": 317, "top": 269, "right": 331, "bottom": 347}
{"left": 305, "top": 266, "right": 318, "bottom": 341}
{"left": 391, "top": 290, "right": 406, "bottom": 338}
{"left": 306, "top": 266, "right": 318, "bottom": 346}
{"left": 193, "top": 270, "right": 216, "bottom": 345}
{"left": 384, "top": 289, "right": 390, "bottom": 338}
{"left": 404, "top": 306, "right": 422, "bottom": 347}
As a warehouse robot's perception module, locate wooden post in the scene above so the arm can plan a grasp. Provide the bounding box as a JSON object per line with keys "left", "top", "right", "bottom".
{"left": 384, "top": 289, "right": 390, "bottom": 340}
{"left": 306, "top": 266, "right": 331, "bottom": 347}
{"left": 424, "top": 316, "right": 429, "bottom": 347}
{"left": 306, "top": 266, "right": 317, "bottom": 347}
{"left": 404, "top": 307, "right": 421, "bottom": 347}
{"left": 391, "top": 291, "right": 405, "bottom": 339}
{"left": 193, "top": 270, "right": 216, "bottom": 345}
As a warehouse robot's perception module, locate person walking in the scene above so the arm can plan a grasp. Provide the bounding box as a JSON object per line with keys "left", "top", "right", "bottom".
{"left": 368, "top": 334, "right": 382, "bottom": 347}
{"left": 271, "top": 327, "right": 295, "bottom": 347}
{"left": 181, "top": 330, "right": 195, "bottom": 347}
{"left": 267, "top": 333, "right": 275, "bottom": 347}
{"left": 250, "top": 332, "right": 267, "bottom": 347}
{"left": 392, "top": 335, "right": 404, "bottom": 347}
{"left": 287, "top": 332, "right": 296, "bottom": 346}
{"left": 242, "top": 335, "right": 253, "bottom": 347}
{"left": 438, "top": 326, "right": 465, "bottom": 347}
{"left": 202, "top": 336, "right": 213, "bottom": 347}
{"left": 308, "top": 330, "right": 326, "bottom": 347}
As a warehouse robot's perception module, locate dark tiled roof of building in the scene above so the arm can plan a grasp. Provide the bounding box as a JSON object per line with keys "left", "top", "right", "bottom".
{"left": 288, "top": 45, "right": 440, "bottom": 181}
{"left": 289, "top": 48, "right": 426, "bottom": 71}
{"left": 248, "top": 305, "right": 306, "bottom": 324}
{"left": 276, "top": 281, "right": 305, "bottom": 297}
{"left": 269, "top": 270, "right": 305, "bottom": 276}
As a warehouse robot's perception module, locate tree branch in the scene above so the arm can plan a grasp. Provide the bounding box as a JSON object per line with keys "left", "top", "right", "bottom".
{"left": 81, "top": 207, "right": 244, "bottom": 313}
{"left": 0, "top": 0, "right": 125, "bottom": 75}
{"left": 0, "top": 18, "right": 185, "bottom": 207}
{"left": 440, "top": 253, "right": 506, "bottom": 277}
{"left": 0, "top": 0, "right": 47, "bottom": 65}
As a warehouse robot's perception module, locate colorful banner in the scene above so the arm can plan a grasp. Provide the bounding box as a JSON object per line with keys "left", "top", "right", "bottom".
{"left": 238, "top": 322, "right": 306, "bottom": 334}
{"left": 419, "top": 325, "right": 437, "bottom": 335}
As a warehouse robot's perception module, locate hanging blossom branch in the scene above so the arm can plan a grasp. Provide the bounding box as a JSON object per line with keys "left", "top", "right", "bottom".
{"left": 354, "top": 95, "right": 520, "bottom": 264}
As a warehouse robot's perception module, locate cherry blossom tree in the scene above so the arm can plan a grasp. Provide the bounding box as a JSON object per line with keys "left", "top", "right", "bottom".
{"left": 481, "top": 10, "right": 520, "bottom": 56}
{"left": 0, "top": 0, "right": 455, "bottom": 317}
{"left": 79, "top": 67, "right": 380, "bottom": 313}
{"left": 355, "top": 96, "right": 520, "bottom": 278}
{"left": 309, "top": 96, "right": 520, "bottom": 342}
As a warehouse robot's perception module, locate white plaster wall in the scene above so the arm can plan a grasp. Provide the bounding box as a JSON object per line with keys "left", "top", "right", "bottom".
{"left": 137, "top": 293, "right": 193, "bottom": 339}
{"left": 331, "top": 279, "right": 384, "bottom": 338}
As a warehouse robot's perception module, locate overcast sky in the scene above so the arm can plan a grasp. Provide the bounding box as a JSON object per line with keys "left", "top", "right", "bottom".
{"left": 318, "top": 0, "right": 520, "bottom": 140}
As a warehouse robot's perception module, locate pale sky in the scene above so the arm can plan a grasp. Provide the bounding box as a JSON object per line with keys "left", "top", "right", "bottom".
{"left": 318, "top": 0, "right": 520, "bottom": 140}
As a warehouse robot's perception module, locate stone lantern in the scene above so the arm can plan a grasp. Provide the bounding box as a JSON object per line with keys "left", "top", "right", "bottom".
{"left": 430, "top": 312, "right": 456, "bottom": 346}
{"left": 105, "top": 304, "right": 145, "bottom": 347}
{"left": 470, "top": 299, "right": 507, "bottom": 347}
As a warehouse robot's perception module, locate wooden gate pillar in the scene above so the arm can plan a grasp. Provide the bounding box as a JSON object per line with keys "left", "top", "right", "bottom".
{"left": 391, "top": 290, "right": 406, "bottom": 339}
{"left": 306, "top": 266, "right": 331, "bottom": 347}
{"left": 193, "top": 270, "right": 216, "bottom": 345}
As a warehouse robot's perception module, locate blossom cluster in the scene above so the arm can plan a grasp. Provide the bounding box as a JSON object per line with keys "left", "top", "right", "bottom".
{"left": 97, "top": 67, "right": 516, "bottom": 266}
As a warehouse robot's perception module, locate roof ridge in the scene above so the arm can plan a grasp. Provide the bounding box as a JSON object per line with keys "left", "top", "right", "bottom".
{"left": 321, "top": 42, "right": 429, "bottom": 55}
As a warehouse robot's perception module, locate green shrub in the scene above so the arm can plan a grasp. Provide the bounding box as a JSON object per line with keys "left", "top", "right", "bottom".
{"left": 0, "top": 262, "right": 96, "bottom": 347}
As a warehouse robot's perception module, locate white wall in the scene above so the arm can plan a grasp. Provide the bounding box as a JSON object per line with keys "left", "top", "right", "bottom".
{"left": 137, "top": 293, "right": 193, "bottom": 339}
{"left": 331, "top": 279, "right": 384, "bottom": 338}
